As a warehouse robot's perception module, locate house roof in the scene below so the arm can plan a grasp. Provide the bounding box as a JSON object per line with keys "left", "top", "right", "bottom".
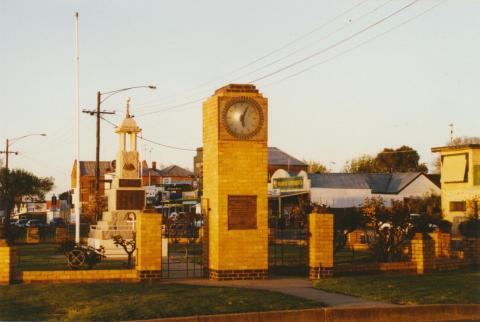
{"left": 141, "top": 168, "right": 161, "bottom": 177}
{"left": 158, "top": 165, "right": 194, "bottom": 177}
{"left": 308, "top": 172, "right": 435, "bottom": 194}
{"left": 77, "top": 161, "right": 113, "bottom": 177}
{"left": 431, "top": 144, "right": 480, "bottom": 152}
{"left": 268, "top": 147, "right": 306, "bottom": 166}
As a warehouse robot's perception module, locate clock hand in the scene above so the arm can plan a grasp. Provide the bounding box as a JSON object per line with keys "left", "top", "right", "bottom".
{"left": 240, "top": 106, "right": 249, "bottom": 128}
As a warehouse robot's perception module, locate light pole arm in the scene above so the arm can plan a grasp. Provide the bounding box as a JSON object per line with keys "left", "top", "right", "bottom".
{"left": 9, "top": 133, "right": 47, "bottom": 147}
{"left": 100, "top": 85, "right": 156, "bottom": 104}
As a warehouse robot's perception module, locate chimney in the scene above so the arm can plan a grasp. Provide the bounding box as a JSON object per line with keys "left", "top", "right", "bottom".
{"left": 152, "top": 161, "right": 157, "bottom": 170}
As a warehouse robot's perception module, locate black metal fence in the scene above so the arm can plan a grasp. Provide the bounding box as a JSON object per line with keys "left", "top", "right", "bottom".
{"left": 161, "top": 227, "right": 205, "bottom": 279}
{"left": 269, "top": 228, "right": 309, "bottom": 276}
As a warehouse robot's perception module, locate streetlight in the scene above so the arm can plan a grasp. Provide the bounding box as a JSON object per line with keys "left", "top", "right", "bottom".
{"left": 0, "top": 133, "right": 47, "bottom": 243}
{"left": 82, "top": 85, "right": 156, "bottom": 222}
{"left": 4, "top": 133, "right": 47, "bottom": 169}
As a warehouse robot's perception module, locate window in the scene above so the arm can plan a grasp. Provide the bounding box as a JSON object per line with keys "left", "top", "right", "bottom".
{"left": 442, "top": 154, "right": 468, "bottom": 183}
{"left": 474, "top": 165, "right": 480, "bottom": 186}
{"left": 449, "top": 201, "right": 466, "bottom": 212}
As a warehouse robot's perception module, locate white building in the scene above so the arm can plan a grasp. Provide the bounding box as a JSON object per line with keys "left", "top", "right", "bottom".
{"left": 309, "top": 172, "right": 441, "bottom": 208}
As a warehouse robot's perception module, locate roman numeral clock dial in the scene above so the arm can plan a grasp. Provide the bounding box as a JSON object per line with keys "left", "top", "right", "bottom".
{"left": 222, "top": 97, "right": 264, "bottom": 140}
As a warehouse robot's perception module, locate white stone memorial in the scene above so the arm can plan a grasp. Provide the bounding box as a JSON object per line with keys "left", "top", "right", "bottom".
{"left": 88, "top": 98, "right": 145, "bottom": 258}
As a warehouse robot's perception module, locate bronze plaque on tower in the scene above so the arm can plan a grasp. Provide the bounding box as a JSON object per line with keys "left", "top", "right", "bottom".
{"left": 116, "top": 190, "right": 145, "bottom": 210}
{"left": 228, "top": 195, "right": 257, "bottom": 230}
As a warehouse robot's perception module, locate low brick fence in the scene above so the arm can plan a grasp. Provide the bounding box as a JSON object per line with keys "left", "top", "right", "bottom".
{"left": 334, "top": 261, "right": 417, "bottom": 276}
{"left": 16, "top": 269, "right": 139, "bottom": 284}
{"left": 151, "top": 304, "right": 480, "bottom": 322}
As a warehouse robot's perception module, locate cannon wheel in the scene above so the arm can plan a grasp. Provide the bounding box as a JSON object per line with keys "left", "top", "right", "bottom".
{"left": 67, "top": 248, "right": 86, "bottom": 269}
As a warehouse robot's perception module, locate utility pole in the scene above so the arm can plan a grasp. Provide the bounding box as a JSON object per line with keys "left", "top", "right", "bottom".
{"left": 82, "top": 93, "right": 115, "bottom": 222}
{"left": 1, "top": 139, "right": 19, "bottom": 171}
{"left": 0, "top": 139, "right": 18, "bottom": 240}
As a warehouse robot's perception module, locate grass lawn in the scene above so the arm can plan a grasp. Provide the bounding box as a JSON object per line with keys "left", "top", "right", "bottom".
{"left": 314, "top": 270, "right": 480, "bottom": 304}
{"left": 17, "top": 243, "right": 128, "bottom": 271}
{"left": 0, "top": 283, "right": 323, "bottom": 321}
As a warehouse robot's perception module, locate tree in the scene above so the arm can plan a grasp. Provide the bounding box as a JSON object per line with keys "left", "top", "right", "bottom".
{"left": 360, "top": 196, "right": 436, "bottom": 262}
{"left": 343, "top": 155, "right": 380, "bottom": 173}
{"left": 330, "top": 207, "right": 367, "bottom": 253}
{"left": 112, "top": 234, "right": 136, "bottom": 268}
{"left": 433, "top": 136, "right": 480, "bottom": 173}
{"left": 375, "top": 146, "right": 428, "bottom": 173}
{"left": 302, "top": 160, "right": 328, "bottom": 173}
{"left": 0, "top": 168, "right": 54, "bottom": 239}
{"left": 344, "top": 146, "right": 428, "bottom": 174}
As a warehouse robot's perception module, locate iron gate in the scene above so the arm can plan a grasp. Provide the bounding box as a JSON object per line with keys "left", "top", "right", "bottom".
{"left": 161, "top": 227, "right": 205, "bottom": 279}
{"left": 269, "top": 227, "right": 309, "bottom": 276}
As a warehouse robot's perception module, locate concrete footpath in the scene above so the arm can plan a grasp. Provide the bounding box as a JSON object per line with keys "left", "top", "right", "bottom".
{"left": 174, "top": 277, "right": 393, "bottom": 308}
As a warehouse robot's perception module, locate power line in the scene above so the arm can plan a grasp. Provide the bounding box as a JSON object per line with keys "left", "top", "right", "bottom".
{"left": 133, "top": 0, "right": 371, "bottom": 110}
{"left": 98, "top": 117, "right": 196, "bottom": 152}
{"left": 135, "top": 97, "right": 206, "bottom": 118}
{"left": 17, "top": 152, "right": 71, "bottom": 178}
{"left": 250, "top": 0, "right": 420, "bottom": 84}
{"left": 230, "top": 0, "right": 394, "bottom": 83}
{"left": 138, "top": 136, "right": 196, "bottom": 152}
{"left": 134, "top": 0, "right": 421, "bottom": 118}
{"left": 261, "top": 0, "right": 447, "bottom": 88}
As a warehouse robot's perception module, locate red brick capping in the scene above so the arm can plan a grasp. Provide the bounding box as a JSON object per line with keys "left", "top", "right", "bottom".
{"left": 139, "top": 270, "right": 162, "bottom": 281}
{"left": 208, "top": 269, "right": 268, "bottom": 280}
{"left": 309, "top": 266, "right": 333, "bottom": 279}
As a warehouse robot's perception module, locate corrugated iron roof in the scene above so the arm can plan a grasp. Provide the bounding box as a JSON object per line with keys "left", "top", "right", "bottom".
{"left": 268, "top": 147, "right": 306, "bottom": 166}
{"left": 79, "top": 161, "right": 113, "bottom": 176}
{"left": 309, "top": 172, "right": 426, "bottom": 194}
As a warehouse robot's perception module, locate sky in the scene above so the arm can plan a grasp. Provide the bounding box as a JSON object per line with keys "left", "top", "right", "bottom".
{"left": 0, "top": 0, "right": 479, "bottom": 196}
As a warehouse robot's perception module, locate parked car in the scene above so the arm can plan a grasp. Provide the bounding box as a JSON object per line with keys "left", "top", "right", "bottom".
{"left": 26, "top": 219, "right": 45, "bottom": 228}
{"left": 16, "top": 219, "right": 29, "bottom": 228}
{"left": 49, "top": 218, "right": 66, "bottom": 228}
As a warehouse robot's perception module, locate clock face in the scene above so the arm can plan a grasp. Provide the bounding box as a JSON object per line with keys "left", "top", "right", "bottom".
{"left": 223, "top": 98, "right": 263, "bottom": 139}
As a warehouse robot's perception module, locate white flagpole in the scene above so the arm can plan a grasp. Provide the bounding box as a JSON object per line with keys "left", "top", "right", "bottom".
{"left": 74, "top": 12, "right": 81, "bottom": 244}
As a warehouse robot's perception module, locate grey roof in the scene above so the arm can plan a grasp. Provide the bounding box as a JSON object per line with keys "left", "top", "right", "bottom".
{"left": 158, "top": 165, "right": 194, "bottom": 177}
{"left": 268, "top": 147, "right": 306, "bottom": 166}
{"left": 78, "top": 161, "right": 113, "bottom": 176}
{"left": 309, "top": 172, "right": 426, "bottom": 194}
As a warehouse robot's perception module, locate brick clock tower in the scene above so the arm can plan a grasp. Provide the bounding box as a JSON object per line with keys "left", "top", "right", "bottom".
{"left": 203, "top": 84, "right": 268, "bottom": 280}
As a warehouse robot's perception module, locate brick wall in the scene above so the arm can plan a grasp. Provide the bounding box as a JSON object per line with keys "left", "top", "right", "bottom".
{"left": 411, "top": 234, "right": 435, "bottom": 274}
{"left": 334, "top": 262, "right": 417, "bottom": 276}
{"left": 309, "top": 213, "right": 333, "bottom": 279}
{"left": 17, "top": 269, "right": 138, "bottom": 284}
{"left": 0, "top": 246, "right": 15, "bottom": 285}
{"left": 136, "top": 212, "right": 162, "bottom": 280}
{"left": 429, "top": 230, "right": 451, "bottom": 258}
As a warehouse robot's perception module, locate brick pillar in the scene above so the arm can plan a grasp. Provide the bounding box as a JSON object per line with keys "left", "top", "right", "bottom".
{"left": 463, "top": 238, "right": 480, "bottom": 267}
{"left": 429, "top": 230, "right": 451, "bottom": 258}
{"left": 411, "top": 234, "right": 435, "bottom": 274}
{"left": 0, "top": 245, "right": 16, "bottom": 285}
{"left": 309, "top": 213, "right": 333, "bottom": 279}
{"left": 26, "top": 228, "right": 39, "bottom": 244}
{"left": 55, "top": 227, "right": 68, "bottom": 243}
{"left": 136, "top": 212, "right": 162, "bottom": 280}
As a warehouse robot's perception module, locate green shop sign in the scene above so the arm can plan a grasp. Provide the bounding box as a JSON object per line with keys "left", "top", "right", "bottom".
{"left": 273, "top": 176, "right": 304, "bottom": 190}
